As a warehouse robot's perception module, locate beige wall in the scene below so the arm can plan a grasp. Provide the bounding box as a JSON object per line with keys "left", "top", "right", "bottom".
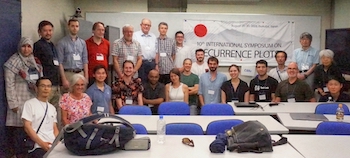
{"left": 333, "top": 0, "right": 350, "bottom": 28}
{"left": 21, "top": 0, "right": 75, "bottom": 43}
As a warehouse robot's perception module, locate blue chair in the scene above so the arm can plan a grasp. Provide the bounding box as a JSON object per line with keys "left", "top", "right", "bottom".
{"left": 206, "top": 119, "right": 244, "bottom": 135}
{"left": 315, "top": 103, "right": 350, "bottom": 115}
{"left": 316, "top": 121, "right": 350, "bottom": 135}
{"left": 132, "top": 124, "right": 148, "bottom": 134}
{"left": 166, "top": 123, "right": 204, "bottom": 135}
{"left": 200, "top": 103, "right": 234, "bottom": 115}
{"left": 119, "top": 105, "right": 152, "bottom": 115}
{"left": 158, "top": 102, "right": 190, "bottom": 115}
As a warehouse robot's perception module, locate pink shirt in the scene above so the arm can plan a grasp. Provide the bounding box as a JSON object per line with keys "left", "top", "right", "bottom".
{"left": 60, "top": 93, "right": 92, "bottom": 124}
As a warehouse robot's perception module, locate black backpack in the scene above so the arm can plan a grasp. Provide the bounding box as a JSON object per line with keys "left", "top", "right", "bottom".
{"left": 44, "top": 113, "right": 136, "bottom": 157}
{"left": 226, "top": 121, "right": 287, "bottom": 153}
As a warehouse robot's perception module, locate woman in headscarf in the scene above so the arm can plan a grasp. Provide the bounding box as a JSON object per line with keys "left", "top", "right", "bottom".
{"left": 4, "top": 37, "right": 43, "bottom": 158}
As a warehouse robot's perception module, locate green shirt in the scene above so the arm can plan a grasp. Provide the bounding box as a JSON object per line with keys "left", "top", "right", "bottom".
{"left": 181, "top": 73, "right": 199, "bottom": 105}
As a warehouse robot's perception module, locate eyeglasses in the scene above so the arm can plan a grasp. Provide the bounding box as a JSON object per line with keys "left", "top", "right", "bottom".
{"left": 142, "top": 24, "right": 151, "bottom": 27}
{"left": 38, "top": 84, "right": 52, "bottom": 88}
{"left": 182, "top": 138, "right": 194, "bottom": 147}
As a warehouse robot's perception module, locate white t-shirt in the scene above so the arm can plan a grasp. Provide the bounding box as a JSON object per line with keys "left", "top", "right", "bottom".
{"left": 191, "top": 62, "right": 209, "bottom": 78}
{"left": 268, "top": 67, "right": 288, "bottom": 83}
{"left": 174, "top": 45, "right": 193, "bottom": 68}
{"left": 22, "top": 98, "right": 57, "bottom": 151}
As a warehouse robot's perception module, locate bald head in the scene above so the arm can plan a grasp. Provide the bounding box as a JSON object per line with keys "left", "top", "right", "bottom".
{"left": 287, "top": 62, "right": 299, "bottom": 79}
{"left": 140, "top": 18, "right": 151, "bottom": 34}
{"left": 148, "top": 69, "right": 159, "bottom": 85}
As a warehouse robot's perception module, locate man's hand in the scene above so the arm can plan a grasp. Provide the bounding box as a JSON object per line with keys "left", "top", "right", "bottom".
{"left": 40, "top": 142, "right": 52, "bottom": 151}
{"left": 297, "top": 73, "right": 305, "bottom": 80}
{"left": 62, "top": 79, "right": 70, "bottom": 89}
{"left": 11, "top": 107, "right": 18, "bottom": 113}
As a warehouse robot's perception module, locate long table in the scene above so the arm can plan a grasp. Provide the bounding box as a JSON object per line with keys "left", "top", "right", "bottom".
{"left": 230, "top": 102, "right": 321, "bottom": 115}
{"left": 47, "top": 135, "right": 303, "bottom": 158}
{"left": 99, "top": 115, "right": 288, "bottom": 134}
{"left": 277, "top": 113, "right": 350, "bottom": 131}
{"left": 286, "top": 135, "right": 350, "bottom": 158}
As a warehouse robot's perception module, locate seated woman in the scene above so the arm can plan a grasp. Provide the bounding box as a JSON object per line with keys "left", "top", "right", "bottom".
{"left": 221, "top": 64, "right": 249, "bottom": 103}
{"left": 112, "top": 60, "right": 144, "bottom": 110}
{"left": 165, "top": 68, "right": 189, "bottom": 104}
{"left": 319, "top": 76, "right": 350, "bottom": 102}
{"left": 60, "top": 74, "right": 92, "bottom": 126}
{"left": 314, "top": 49, "right": 344, "bottom": 97}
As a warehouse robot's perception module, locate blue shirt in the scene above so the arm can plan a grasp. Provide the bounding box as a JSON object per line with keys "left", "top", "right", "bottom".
{"left": 292, "top": 46, "right": 319, "bottom": 70}
{"left": 57, "top": 35, "right": 88, "bottom": 69}
{"left": 86, "top": 83, "right": 112, "bottom": 114}
{"left": 199, "top": 72, "right": 227, "bottom": 105}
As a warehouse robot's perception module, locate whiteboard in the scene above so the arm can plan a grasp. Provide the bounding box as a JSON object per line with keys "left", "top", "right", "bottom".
{"left": 86, "top": 12, "right": 321, "bottom": 65}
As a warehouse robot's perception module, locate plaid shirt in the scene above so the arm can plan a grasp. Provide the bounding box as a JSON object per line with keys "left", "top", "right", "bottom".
{"left": 156, "top": 36, "right": 176, "bottom": 74}
{"left": 111, "top": 38, "right": 142, "bottom": 73}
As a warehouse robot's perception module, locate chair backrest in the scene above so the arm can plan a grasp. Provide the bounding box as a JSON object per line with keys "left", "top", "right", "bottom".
{"left": 166, "top": 123, "right": 204, "bottom": 135}
{"left": 200, "top": 103, "right": 234, "bottom": 115}
{"left": 206, "top": 119, "right": 244, "bottom": 135}
{"left": 158, "top": 102, "right": 190, "bottom": 115}
{"left": 132, "top": 123, "right": 148, "bottom": 134}
{"left": 316, "top": 121, "right": 350, "bottom": 135}
{"left": 315, "top": 103, "right": 350, "bottom": 115}
{"left": 119, "top": 105, "right": 152, "bottom": 115}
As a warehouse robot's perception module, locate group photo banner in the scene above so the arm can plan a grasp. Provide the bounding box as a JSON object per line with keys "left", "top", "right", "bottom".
{"left": 183, "top": 20, "right": 295, "bottom": 66}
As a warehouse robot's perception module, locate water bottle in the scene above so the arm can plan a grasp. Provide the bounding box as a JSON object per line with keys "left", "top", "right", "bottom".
{"left": 157, "top": 115, "right": 166, "bottom": 144}
{"left": 336, "top": 104, "right": 344, "bottom": 121}
{"left": 327, "top": 97, "right": 332, "bottom": 103}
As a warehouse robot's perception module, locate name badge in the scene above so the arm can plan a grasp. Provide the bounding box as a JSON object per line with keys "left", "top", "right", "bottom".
{"left": 97, "top": 106, "right": 105, "bottom": 112}
{"left": 125, "top": 99, "right": 133, "bottom": 105}
{"left": 301, "top": 63, "right": 309, "bottom": 71}
{"left": 208, "top": 90, "right": 215, "bottom": 95}
{"left": 29, "top": 74, "right": 39, "bottom": 80}
{"left": 148, "top": 104, "right": 154, "bottom": 108}
{"left": 231, "top": 99, "right": 239, "bottom": 103}
{"left": 127, "top": 55, "right": 134, "bottom": 61}
{"left": 287, "top": 98, "right": 296, "bottom": 103}
{"left": 160, "top": 52, "right": 167, "bottom": 57}
{"left": 73, "top": 54, "right": 81, "bottom": 61}
{"left": 323, "top": 87, "right": 329, "bottom": 93}
{"left": 259, "top": 94, "right": 266, "bottom": 100}
{"left": 96, "top": 54, "right": 104, "bottom": 61}
{"left": 53, "top": 59, "right": 59, "bottom": 66}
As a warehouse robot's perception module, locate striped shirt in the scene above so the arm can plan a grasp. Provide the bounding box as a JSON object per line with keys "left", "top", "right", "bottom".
{"left": 156, "top": 36, "right": 176, "bottom": 74}
{"left": 111, "top": 38, "right": 142, "bottom": 73}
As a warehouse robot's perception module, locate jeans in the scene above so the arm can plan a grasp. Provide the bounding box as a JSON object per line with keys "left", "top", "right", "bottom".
{"left": 138, "top": 59, "right": 156, "bottom": 83}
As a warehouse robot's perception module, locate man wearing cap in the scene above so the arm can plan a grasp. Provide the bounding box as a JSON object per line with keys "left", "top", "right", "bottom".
{"left": 292, "top": 32, "right": 319, "bottom": 89}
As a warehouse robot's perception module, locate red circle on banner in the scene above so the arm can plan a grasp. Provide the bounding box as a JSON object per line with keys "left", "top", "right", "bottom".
{"left": 194, "top": 24, "right": 207, "bottom": 37}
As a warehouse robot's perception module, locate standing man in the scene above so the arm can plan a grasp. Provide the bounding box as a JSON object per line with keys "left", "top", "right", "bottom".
{"left": 112, "top": 24, "right": 142, "bottom": 79}
{"left": 268, "top": 51, "right": 289, "bottom": 82}
{"left": 22, "top": 77, "right": 59, "bottom": 157}
{"left": 275, "top": 62, "right": 316, "bottom": 102}
{"left": 133, "top": 18, "right": 157, "bottom": 82}
{"left": 57, "top": 19, "right": 88, "bottom": 92}
{"left": 86, "top": 65, "right": 115, "bottom": 114}
{"left": 292, "top": 32, "right": 319, "bottom": 89}
{"left": 155, "top": 22, "right": 176, "bottom": 84}
{"left": 181, "top": 58, "right": 199, "bottom": 115}
{"left": 85, "top": 22, "right": 109, "bottom": 86}
{"left": 142, "top": 69, "right": 165, "bottom": 114}
{"left": 174, "top": 31, "right": 193, "bottom": 71}
{"left": 198, "top": 56, "right": 227, "bottom": 106}
{"left": 191, "top": 49, "right": 209, "bottom": 78}
{"left": 33, "top": 20, "right": 61, "bottom": 127}
{"left": 249, "top": 60, "right": 278, "bottom": 102}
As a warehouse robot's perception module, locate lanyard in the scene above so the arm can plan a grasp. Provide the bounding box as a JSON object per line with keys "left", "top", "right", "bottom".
{"left": 276, "top": 68, "right": 282, "bottom": 82}
{"left": 287, "top": 83, "right": 297, "bottom": 96}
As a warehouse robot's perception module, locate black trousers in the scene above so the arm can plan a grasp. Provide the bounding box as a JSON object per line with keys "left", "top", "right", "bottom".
{"left": 28, "top": 148, "right": 46, "bottom": 158}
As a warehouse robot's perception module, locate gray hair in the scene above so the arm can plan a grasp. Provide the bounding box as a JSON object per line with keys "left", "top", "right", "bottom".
{"left": 122, "top": 24, "right": 134, "bottom": 31}
{"left": 300, "top": 32, "right": 312, "bottom": 41}
{"left": 319, "top": 49, "right": 334, "bottom": 58}
{"left": 69, "top": 74, "right": 86, "bottom": 92}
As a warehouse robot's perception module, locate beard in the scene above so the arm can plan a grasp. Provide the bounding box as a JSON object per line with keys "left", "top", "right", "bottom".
{"left": 209, "top": 67, "right": 217, "bottom": 72}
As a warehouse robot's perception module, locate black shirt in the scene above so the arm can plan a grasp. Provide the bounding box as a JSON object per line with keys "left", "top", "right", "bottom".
{"left": 314, "top": 64, "right": 344, "bottom": 89}
{"left": 34, "top": 38, "right": 60, "bottom": 86}
{"left": 249, "top": 76, "right": 278, "bottom": 102}
{"left": 221, "top": 79, "right": 249, "bottom": 103}
{"left": 319, "top": 93, "right": 350, "bottom": 102}
{"left": 142, "top": 82, "right": 165, "bottom": 106}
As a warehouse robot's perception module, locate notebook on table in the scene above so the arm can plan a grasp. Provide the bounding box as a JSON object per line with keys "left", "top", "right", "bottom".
{"left": 234, "top": 102, "right": 260, "bottom": 108}
{"left": 290, "top": 113, "right": 329, "bottom": 121}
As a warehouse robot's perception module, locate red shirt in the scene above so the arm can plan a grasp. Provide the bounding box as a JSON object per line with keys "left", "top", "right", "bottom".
{"left": 86, "top": 37, "right": 110, "bottom": 78}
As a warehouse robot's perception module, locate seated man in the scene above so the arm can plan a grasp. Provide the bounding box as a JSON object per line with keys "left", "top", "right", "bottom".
{"left": 142, "top": 69, "right": 165, "bottom": 114}
{"left": 86, "top": 65, "right": 115, "bottom": 114}
{"left": 22, "top": 77, "right": 59, "bottom": 158}
{"left": 319, "top": 76, "right": 350, "bottom": 102}
{"left": 275, "top": 62, "right": 316, "bottom": 102}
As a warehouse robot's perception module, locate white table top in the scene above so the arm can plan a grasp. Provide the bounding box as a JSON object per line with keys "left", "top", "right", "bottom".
{"left": 47, "top": 135, "right": 303, "bottom": 158}
{"left": 99, "top": 115, "right": 288, "bottom": 134}
{"left": 277, "top": 113, "right": 350, "bottom": 130}
{"left": 286, "top": 135, "right": 350, "bottom": 158}
{"left": 230, "top": 102, "right": 321, "bottom": 115}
